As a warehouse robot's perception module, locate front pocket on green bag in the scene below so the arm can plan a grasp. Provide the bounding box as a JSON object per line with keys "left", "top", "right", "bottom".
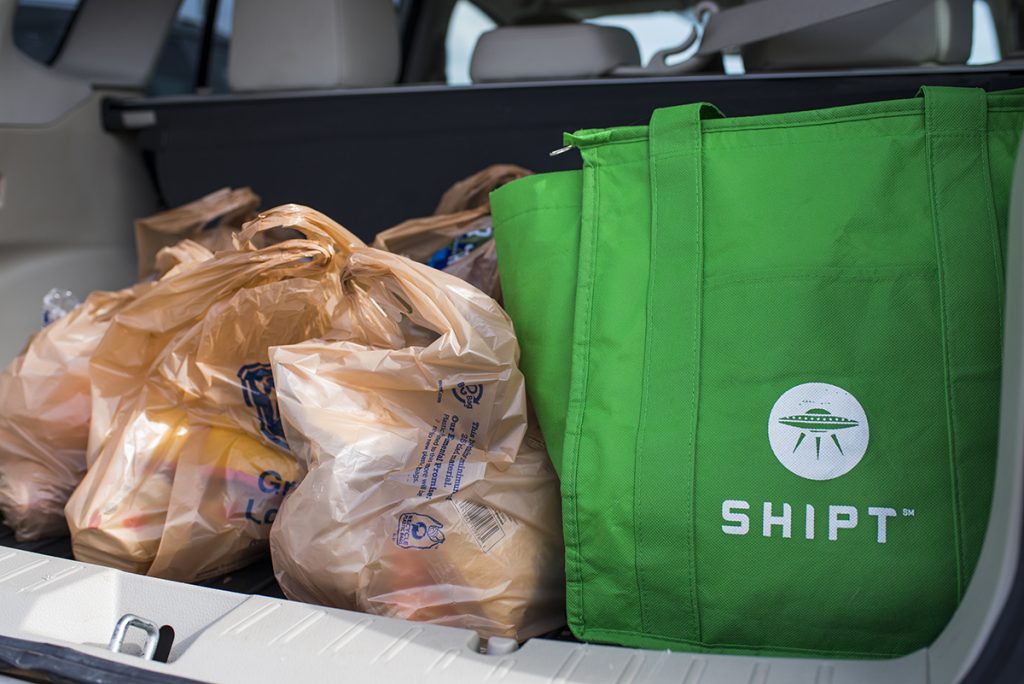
{"left": 682, "top": 268, "right": 965, "bottom": 656}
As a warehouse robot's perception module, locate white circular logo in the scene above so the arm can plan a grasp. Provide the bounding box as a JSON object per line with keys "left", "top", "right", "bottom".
{"left": 768, "top": 383, "right": 869, "bottom": 481}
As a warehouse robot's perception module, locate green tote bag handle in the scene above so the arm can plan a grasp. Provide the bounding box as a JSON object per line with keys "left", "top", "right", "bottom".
{"left": 630, "top": 101, "right": 723, "bottom": 635}
{"left": 918, "top": 85, "right": 1004, "bottom": 594}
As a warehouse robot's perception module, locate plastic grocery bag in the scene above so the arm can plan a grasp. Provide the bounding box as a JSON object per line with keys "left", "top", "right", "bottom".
{"left": 373, "top": 165, "right": 530, "bottom": 299}
{"left": 432, "top": 164, "right": 532, "bottom": 215}
{"left": 134, "top": 187, "right": 260, "bottom": 280}
{"left": 269, "top": 242, "right": 565, "bottom": 641}
{"left": 67, "top": 206, "right": 359, "bottom": 581}
{"left": 0, "top": 289, "right": 140, "bottom": 540}
{"left": 0, "top": 240, "right": 220, "bottom": 541}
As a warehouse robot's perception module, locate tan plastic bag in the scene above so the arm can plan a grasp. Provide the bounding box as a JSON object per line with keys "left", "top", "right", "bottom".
{"left": 134, "top": 187, "right": 260, "bottom": 280}
{"left": 269, "top": 244, "right": 565, "bottom": 641}
{"left": 0, "top": 289, "right": 140, "bottom": 540}
{"left": 0, "top": 241, "right": 218, "bottom": 541}
{"left": 373, "top": 165, "right": 530, "bottom": 300}
{"left": 67, "top": 206, "right": 360, "bottom": 581}
{"left": 432, "top": 163, "right": 532, "bottom": 215}
{"left": 374, "top": 207, "right": 490, "bottom": 263}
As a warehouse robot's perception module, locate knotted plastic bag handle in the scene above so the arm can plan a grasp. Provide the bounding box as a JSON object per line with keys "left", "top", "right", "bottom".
{"left": 238, "top": 204, "right": 365, "bottom": 257}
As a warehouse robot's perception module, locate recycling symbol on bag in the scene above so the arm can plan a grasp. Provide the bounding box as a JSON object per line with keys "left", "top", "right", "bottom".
{"left": 394, "top": 512, "right": 446, "bottom": 549}
{"left": 452, "top": 382, "right": 484, "bottom": 410}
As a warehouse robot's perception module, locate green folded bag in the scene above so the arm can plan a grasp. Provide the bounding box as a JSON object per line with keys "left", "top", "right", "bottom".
{"left": 492, "top": 87, "right": 1024, "bottom": 657}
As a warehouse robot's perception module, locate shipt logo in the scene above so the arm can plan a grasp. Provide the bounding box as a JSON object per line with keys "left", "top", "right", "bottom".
{"left": 768, "top": 383, "right": 869, "bottom": 480}
{"left": 395, "top": 513, "right": 446, "bottom": 549}
{"left": 238, "top": 363, "right": 288, "bottom": 449}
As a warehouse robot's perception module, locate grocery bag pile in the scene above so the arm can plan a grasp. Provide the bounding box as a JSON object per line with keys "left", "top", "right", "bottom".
{"left": 0, "top": 170, "right": 564, "bottom": 642}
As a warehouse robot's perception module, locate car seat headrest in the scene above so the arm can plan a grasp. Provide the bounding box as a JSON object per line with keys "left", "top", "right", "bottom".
{"left": 470, "top": 24, "right": 641, "bottom": 83}
{"left": 228, "top": 0, "right": 401, "bottom": 92}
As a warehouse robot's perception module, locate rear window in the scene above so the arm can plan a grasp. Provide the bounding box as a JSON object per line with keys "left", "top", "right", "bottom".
{"left": 968, "top": 0, "right": 1001, "bottom": 65}
{"left": 146, "top": 0, "right": 210, "bottom": 96}
{"left": 13, "top": 0, "right": 79, "bottom": 64}
{"left": 446, "top": 0, "right": 496, "bottom": 85}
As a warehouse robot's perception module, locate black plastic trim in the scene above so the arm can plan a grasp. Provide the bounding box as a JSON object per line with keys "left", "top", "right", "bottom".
{"left": 961, "top": 442, "right": 1024, "bottom": 681}
{"left": 194, "top": 0, "right": 219, "bottom": 91}
{"left": 103, "top": 63, "right": 1024, "bottom": 110}
{"left": 0, "top": 634, "right": 204, "bottom": 684}
{"left": 101, "top": 65, "right": 1024, "bottom": 240}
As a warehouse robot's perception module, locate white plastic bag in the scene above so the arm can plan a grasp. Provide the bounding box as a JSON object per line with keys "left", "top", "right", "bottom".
{"left": 269, "top": 246, "right": 565, "bottom": 641}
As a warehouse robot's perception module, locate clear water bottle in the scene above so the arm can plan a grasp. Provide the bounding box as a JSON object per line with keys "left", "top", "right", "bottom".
{"left": 41, "top": 288, "right": 80, "bottom": 326}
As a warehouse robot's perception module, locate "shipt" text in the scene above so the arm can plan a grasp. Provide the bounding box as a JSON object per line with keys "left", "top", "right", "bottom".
{"left": 721, "top": 500, "right": 914, "bottom": 543}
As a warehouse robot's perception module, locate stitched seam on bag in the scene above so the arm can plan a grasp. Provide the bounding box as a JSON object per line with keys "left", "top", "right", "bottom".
{"left": 689, "top": 123, "right": 705, "bottom": 644}
{"left": 973, "top": 117, "right": 1005, "bottom": 592}
{"left": 633, "top": 144, "right": 655, "bottom": 636}
{"left": 700, "top": 98, "right": 1019, "bottom": 134}
{"left": 589, "top": 134, "right": 928, "bottom": 167}
{"left": 717, "top": 113, "right": 1017, "bottom": 135}
{"left": 707, "top": 111, "right": 920, "bottom": 134}
{"left": 924, "top": 96, "right": 966, "bottom": 601}
{"left": 979, "top": 129, "right": 1006, "bottom": 341}
{"left": 713, "top": 123, "right": 1023, "bottom": 135}
{"left": 654, "top": 133, "right": 925, "bottom": 159}
{"left": 704, "top": 268, "right": 937, "bottom": 290}
{"left": 598, "top": 132, "right": 918, "bottom": 159}
{"left": 580, "top": 158, "right": 596, "bottom": 633}
{"left": 490, "top": 204, "right": 585, "bottom": 225}
{"left": 929, "top": 133, "right": 991, "bottom": 139}
{"left": 586, "top": 126, "right": 1024, "bottom": 166}
{"left": 564, "top": 156, "right": 601, "bottom": 636}
{"left": 580, "top": 627, "right": 905, "bottom": 658}
{"left": 568, "top": 170, "right": 595, "bottom": 634}
{"left": 583, "top": 112, "right": 920, "bottom": 152}
{"left": 584, "top": 125, "right": 1024, "bottom": 158}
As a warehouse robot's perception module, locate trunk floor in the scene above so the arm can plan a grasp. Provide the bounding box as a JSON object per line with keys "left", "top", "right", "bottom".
{"left": 0, "top": 519, "right": 287, "bottom": 598}
{"left": 0, "top": 517, "right": 583, "bottom": 641}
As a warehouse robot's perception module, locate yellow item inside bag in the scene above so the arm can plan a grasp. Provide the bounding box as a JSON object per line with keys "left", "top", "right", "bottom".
{"left": 269, "top": 245, "right": 565, "bottom": 641}
{"left": 67, "top": 206, "right": 358, "bottom": 581}
{"left": 148, "top": 425, "right": 302, "bottom": 582}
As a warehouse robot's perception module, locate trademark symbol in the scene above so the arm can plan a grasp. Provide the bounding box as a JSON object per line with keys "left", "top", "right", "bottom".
{"left": 903, "top": 508, "right": 915, "bottom": 517}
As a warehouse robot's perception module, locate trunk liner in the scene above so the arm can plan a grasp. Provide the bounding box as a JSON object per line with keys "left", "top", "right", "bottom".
{"left": 0, "top": 518, "right": 286, "bottom": 598}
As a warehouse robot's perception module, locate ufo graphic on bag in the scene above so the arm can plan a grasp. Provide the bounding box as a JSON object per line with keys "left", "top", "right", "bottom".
{"left": 767, "top": 383, "right": 870, "bottom": 481}
{"left": 777, "top": 407, "right": 859, "bottom": 458}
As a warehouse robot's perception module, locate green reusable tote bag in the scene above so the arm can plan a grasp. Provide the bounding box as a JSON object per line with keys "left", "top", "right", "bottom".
{"left": 492, "top": 87, "right": 1024, "bottom": 657}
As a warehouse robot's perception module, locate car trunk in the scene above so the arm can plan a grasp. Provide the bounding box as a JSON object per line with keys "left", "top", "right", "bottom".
{"left": 3, "top": 66, "right": 1024, "bottom": 683}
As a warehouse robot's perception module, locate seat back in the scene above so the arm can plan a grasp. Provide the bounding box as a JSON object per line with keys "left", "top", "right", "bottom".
{"left": 51, "top": 0, "right": 181, "bottom": 88}
{"left": 742, "top": 0, "right": 973, "bottom": 70}
{"left": 229, "top": 0, "right": 400, "bottom": 92}
{"left": 470, "top": 24, "right": 640, "bottom": 83}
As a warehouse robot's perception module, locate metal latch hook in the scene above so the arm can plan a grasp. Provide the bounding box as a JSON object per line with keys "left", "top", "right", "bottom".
{"left": 108, "top": 613, "right": 162, "bottom": 661}
{"left": 658, "top": 1, "right": 718, "bottom": 68}
{"left": 610, "top": 2, "right": 719, "bottom": 76}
